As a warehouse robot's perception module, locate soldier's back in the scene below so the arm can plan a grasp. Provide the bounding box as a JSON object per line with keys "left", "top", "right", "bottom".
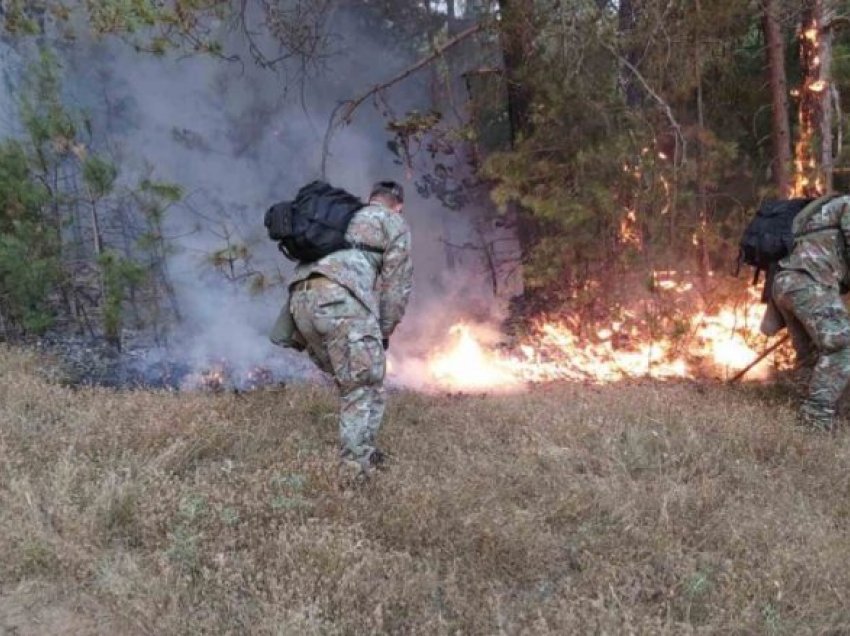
{"left": 779, "top": 196, "right": 850, "bottom": 290}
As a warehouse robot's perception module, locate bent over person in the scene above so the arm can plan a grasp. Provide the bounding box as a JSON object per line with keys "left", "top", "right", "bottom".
{"left": 272, "top": 181, "right": 413, "bottom": 475}
{"left": 773, "top": 194, "right": 850, "bottom": 431}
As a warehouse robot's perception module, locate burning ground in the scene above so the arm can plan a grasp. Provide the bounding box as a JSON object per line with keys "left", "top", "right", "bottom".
{"left": 391, "top": 277, "right": 775, "bottom": 393}
{"left": 37, "top": 270, "right": 782, "bottom": 395}
{"left": 3, "top": 346, "right": 850, "bottom": 633}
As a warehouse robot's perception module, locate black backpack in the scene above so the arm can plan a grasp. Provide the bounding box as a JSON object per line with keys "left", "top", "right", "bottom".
{"left": 264, "top": 180, "right": 375, "bottom": 263}
{"left": 738, "top": 197, "right": 814, "bottom": 291}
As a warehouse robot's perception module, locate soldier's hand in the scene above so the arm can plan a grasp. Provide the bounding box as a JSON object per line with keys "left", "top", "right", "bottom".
{"left": 382, "top": 337, "right": 390, "bottom": 351}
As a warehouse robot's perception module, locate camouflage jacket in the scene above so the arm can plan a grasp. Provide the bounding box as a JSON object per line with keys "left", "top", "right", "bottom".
{"left": 779, "top": 195, "right": 850, "bottom": 291}
{"left": 290, "top": 202, "right": 414, "bottom": 337}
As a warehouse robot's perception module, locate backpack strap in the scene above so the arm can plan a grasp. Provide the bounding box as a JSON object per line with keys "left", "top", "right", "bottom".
{"left": 346, "top": 241, "right": 384, "bottom": 255}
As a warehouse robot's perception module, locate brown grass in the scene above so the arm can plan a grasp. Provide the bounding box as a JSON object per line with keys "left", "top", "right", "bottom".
{"left": 1, "top": 345, "right": 850, "bottom": 634}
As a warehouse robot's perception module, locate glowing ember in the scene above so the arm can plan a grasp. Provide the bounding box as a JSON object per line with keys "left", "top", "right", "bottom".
{"left": 619, "top": 209, "right": 642, "bottom": 246}
{"left": 181, "top": 362, "right": 282, "bottom": 392}
{"left": 198, "top": 365, "right": 228, "bottom": 392}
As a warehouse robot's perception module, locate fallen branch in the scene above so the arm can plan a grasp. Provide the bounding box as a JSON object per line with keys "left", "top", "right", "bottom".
{"left": 728, "top": 334, "right": 789, "bottom": 384}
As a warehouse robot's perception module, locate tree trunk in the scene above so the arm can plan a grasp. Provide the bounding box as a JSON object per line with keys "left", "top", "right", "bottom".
{"left": 498, "top": 0, "right": 535, "bottom": 147}
{"left": 818, "top": 3, "right": 836, "bottom": 192}
{"left": 498, "top": 0, "right": 538, "bottom": 300}
{"left": 763, "top": 0, "right": 792, "bottom": 198}
{"left": 694, "top": 0, "right": 711, "bottom": 281}
{"left": 795, "top": 0, "right": 836, "bottom": 196}
{"left": 618, "top": 0, "right": 642, "bottom": 108}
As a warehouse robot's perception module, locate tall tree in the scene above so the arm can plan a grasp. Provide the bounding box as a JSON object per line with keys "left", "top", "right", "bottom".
{"left": 498, "top": 0, "right": 536, "bottom": 146}
{"left": 763, "top": 0, "right": 792, "bottom": 197}
{"left": 795, "top": 0, "right": 837, "bottom": 195}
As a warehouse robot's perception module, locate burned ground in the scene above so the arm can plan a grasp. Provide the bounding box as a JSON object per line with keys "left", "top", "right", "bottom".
{"left": 1, "top": 346, "right": 849, "bottom": 634}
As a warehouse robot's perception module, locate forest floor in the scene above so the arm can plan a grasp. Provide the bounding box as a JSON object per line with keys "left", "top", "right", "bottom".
{"left": 1, "top": 345, "right": 849, "bottom": 634}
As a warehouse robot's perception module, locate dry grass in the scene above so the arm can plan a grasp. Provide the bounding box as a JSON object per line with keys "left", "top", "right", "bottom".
{"left": 1, "top": 346, "right": 850, "bottom": 634}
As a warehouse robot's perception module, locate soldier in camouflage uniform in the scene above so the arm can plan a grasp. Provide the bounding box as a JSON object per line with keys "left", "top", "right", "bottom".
{"left": 772, "top": 194, "right": 850, "bottom": 430}
{"left": 271, "top": 181, "right": 413, "bottom": 474}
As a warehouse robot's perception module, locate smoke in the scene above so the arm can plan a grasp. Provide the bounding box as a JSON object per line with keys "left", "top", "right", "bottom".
{"left": 2, "top": 9, "right": 520, "bottom": 390}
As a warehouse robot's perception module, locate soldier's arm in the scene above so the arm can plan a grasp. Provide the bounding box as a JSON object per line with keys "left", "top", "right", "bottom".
{"left": 377, "top": 214, "right": 414, "bottom": 338}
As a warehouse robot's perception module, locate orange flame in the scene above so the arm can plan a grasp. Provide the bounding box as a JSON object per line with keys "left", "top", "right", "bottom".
{"left": 394, "top": 282, "right": 776, "bottom": 393}
{"left": 793, "top": 17, "right": 825, "bottom": 197}
{"left": 619, "top": 209, "right": 642, "bottom": 246}
{"left": 429, "top": 324, "right": 521, "bottom": 391}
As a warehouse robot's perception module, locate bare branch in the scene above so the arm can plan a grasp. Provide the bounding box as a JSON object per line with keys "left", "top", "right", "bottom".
{"left": 601, "top": 41, "right": 687, "bottom": 165}
{"left": 321, "top": 23, "right": 483, "bottom": 177}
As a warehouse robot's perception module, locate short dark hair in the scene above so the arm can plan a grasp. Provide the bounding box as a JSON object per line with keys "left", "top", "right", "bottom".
{"left": 370, "top": 180, "right": 404, "bottom": 205}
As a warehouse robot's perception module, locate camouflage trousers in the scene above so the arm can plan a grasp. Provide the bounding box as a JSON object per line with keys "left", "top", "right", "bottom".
{"left": 773, "top": 269, "right": 850, "bottom": 428}
{"left": 289, "top": 278, "right": 386, "bottom": 461}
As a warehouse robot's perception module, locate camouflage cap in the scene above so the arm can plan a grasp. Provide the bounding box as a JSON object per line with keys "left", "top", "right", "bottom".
{"left": 370, "top": 180, "right": 404, "bottom": 204}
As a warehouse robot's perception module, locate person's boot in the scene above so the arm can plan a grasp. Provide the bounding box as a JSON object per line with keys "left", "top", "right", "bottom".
{"left": 338, "top": 447, "right": 388, "bottom": 482}
{"left": 796, "top": 408, "right": 834, "bottom": 433}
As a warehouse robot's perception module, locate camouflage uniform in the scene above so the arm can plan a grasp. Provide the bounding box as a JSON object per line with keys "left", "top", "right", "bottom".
{"left": 773, "top": 195, "right": 850, "bottom": 429}
{"left": 277, "top": 203, "right": 413, "bottom": 465}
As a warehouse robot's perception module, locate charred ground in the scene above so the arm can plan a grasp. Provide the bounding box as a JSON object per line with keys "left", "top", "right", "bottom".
{"left": 1, "top": 346, "right": 849, "bottom": 634}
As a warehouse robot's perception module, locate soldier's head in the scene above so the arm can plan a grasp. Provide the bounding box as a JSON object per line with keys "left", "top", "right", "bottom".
{"left": 369, "top": 180, "right": 404, "bottom": 213}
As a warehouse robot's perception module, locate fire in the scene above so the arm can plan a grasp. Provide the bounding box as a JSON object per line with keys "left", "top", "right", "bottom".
{"left": 619, "top": 209, "right": 642, "bottom": 246}
{"left": 429, "top": 324, "right": 522, "bottom": 391}
{"left": 182, "top": 362, "right": 280, "bottom": 392}
{"left": 792, "top": 16, "right": 826, "bottom": 197}
{"left": 396, "top": 279, "right": 778, "bottom": 393}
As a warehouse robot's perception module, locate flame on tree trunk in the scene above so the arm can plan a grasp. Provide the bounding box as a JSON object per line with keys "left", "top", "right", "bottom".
{"left": 794, "top": 0, "right": 836, "bottom": 196}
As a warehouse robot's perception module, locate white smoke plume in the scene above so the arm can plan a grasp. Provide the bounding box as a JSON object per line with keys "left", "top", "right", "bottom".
{"left": 1, "top": 10, "right": 521, "bottom": 390}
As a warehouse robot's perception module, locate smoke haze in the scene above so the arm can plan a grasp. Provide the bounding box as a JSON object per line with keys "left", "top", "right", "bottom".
{"left": 0, "top": 10, "right": 521, "bottom": 389}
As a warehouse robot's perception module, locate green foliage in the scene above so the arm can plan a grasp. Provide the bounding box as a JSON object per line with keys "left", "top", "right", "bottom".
{"left": 0, "top": 140, "right": 58, "bottom": 334}
{"left": 1, "top": 0, "right": 42, "bottom": 35}
{"left": 99, "top": 251, "right": 147, "bottom": 344}
{"left": 20, "top": 50, "right": 77, "bottom": 152}
{"left": 0, "top": 49, "right": 184, "bottom": 341}
{"left": 83, "top": 156, "right": 118, "bottom": 198}
{"left": 140, "top": 179, "right": 183, "bottom": 204}
{"left": 85, "top": 0, "right": 161, "bottom": 34}
{"left": 2, "top": 1, "right": 241, "bottom": 61}
{"left": 479, "top": 0, "right": 765, "bottom": 297}
{"left": 0, "top": 142, "right": 49, "bottom": 224}
{"left": 0, "top": 227, "right": 60, "bottom": 333}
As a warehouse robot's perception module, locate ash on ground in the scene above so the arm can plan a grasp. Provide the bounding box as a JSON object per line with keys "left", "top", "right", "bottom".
{"left": 31, "top": 332, "right": 320, "bottom": 392}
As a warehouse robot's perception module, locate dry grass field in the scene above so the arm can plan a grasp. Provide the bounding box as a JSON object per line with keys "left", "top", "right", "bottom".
{"left": 1, "top": 345, "right": 850, "bottom": 634}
